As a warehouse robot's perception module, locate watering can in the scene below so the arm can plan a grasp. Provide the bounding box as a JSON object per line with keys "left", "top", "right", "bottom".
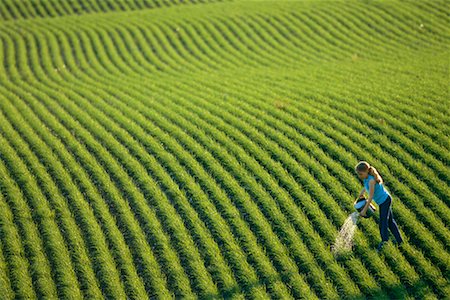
{"left": 354, "top": 197, "right": 376, "bottom": 218}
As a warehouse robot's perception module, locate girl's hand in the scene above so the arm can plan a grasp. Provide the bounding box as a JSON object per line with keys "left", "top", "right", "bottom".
{"left": 360, "top": 205, "right": 368, "bottom": 217}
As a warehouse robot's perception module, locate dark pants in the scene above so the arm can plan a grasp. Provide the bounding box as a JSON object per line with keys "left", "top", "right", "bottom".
{"left": 379, "top": 195, "right": 403, "bottom": 243}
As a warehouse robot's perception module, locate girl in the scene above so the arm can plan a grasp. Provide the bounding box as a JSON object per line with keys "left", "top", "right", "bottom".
{"left": 355, "top": 161, "right": 403, "bottom": 251}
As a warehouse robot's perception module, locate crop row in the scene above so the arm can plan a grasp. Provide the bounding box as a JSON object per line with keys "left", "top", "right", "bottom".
{"left": 0, "top": 21, "right": 318, "bottom": 300}
{"left": 0, "top": 0, "right": 223, "bottom": 21}
{"left": 0, "top": 0, "right": 448, "bottom": 298}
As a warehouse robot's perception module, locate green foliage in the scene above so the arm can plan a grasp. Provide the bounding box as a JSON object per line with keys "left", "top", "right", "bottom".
{"left": 0, "top": 0, "right": 448, "bottom": 299}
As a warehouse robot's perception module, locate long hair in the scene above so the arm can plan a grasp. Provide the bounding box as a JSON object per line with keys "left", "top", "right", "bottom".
{"left": 355, "top": 161, "right": 383, "bottom": 184}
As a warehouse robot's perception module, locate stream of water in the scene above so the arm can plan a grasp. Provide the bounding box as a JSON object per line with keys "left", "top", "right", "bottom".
{"left": 331, "top": 212, "right": 359, "bottom": 255}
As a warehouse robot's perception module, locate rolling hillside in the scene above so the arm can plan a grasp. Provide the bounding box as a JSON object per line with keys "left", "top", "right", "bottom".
{"left": 0, "top": 0, "right": 449, "bottom": 299}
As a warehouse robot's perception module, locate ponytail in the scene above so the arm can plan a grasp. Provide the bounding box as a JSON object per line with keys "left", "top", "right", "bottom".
{"left": 369, "top": 166, "right": 383, "bottom": 184}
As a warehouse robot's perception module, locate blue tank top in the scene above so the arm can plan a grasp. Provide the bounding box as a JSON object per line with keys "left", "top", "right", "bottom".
{"left": 363, "top": 175, "right": 390, "bottom": 205}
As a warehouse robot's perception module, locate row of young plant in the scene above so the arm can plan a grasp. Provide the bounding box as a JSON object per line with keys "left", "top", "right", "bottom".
{"left": 229, "top": 68, "right": 445, "bottom": 244}
{"left": 41, "top": 11, "right": 386, "bottom": 298}
{"left": 198, "top": 65, "right": 450, "bottom": 286}
{"left": 41, "top": 14, "right": 264, "bottom": 300}
{"left": 0, "top": 32, "right": 177, "bottom": 299}
{"left": 85, "top": 5, "right": 446, "bottom": 292}
{"left": 0, "top": 207, "right": 14, "bottom": 299}
{"left": 97, "top": 0, "right": 446, "bottom": 282}
{"left": 246, "top": 73, "right": 450, "bottom": 254}
{"left": 0, "top": 6, "right": 372, "bottom": 298}
{"left": 12, "top": 17, "right": 320, "bottom": 300}
{"left": 65, "top": 48, "right": 338, "bottom": 298}
{"left": 209, "top": 71, "right": 449, "bottom": 294}
{"left": 29, "top": 14, "right": 426, "bottom": 300}
{"left": 0, "top": 19, "right": 282, "bottom": 300}
{"left": 0, "top": 93, "right": 119, "bottom": 299}
{"left": 178, "top": 3, "right": 450, "bottom": 229}
{"left": 0, "top": 170, "right": 37, "bottom": 300}
{"left": 191, "top": 73, "right": 448, "bottom": 298}
{"left": 99, "top": 8, "right": 450, "bottom": 292}
{"left": 0, "top": 123, "right": 79, "bottom": 298}
{"left": 0, "top": 35, "right": 103, "bottom": 297}
{"left": 0, "top": 87, "right": 158, "bottom": 299}
{"left": 47, "top": 7, "right": 448, "bottom": 298}
{"left": 38, "top": 22, "right": 284, "bottom": 298}
{"left": 42, "top": 18, "right": 268, "bottom": 298}
{"left": 0, "top": 0, "right": 210, "bottom": 21}
{"left": 0, "top": 1, "right": 446, "bottom": 298}
{"left": 152, "top": 73, "right": 432, "bottom": 300}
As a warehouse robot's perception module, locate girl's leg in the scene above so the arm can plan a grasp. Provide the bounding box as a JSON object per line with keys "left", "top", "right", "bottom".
{"left": 388, "top": 203, "right": 403, "bottom": 244}
{"left": 379, "top": 196, "right": 391, "bottom": 242}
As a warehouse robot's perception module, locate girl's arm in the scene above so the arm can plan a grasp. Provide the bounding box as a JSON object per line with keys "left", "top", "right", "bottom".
{"left": 360, "top": 180, "right": 375, "bottom": 216}
{"left": 358, "top": 187, "right": 366, "bottom": 199}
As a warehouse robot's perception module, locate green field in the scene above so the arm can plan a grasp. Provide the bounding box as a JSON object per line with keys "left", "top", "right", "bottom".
{"left": 0, "top": 0, "right": 449, "bottom": 299}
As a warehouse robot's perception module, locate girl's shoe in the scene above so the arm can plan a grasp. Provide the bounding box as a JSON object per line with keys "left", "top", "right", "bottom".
{"left": 393, "top": 240, "right": 404, "bottom": 248}
{"left": 377, "top": 241, "right": 387, "bottom": 252}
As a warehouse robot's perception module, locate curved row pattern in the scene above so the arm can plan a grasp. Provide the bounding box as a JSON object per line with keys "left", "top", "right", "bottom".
{"left": 0, "top": 0, "right": 448, "bottom": 299}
